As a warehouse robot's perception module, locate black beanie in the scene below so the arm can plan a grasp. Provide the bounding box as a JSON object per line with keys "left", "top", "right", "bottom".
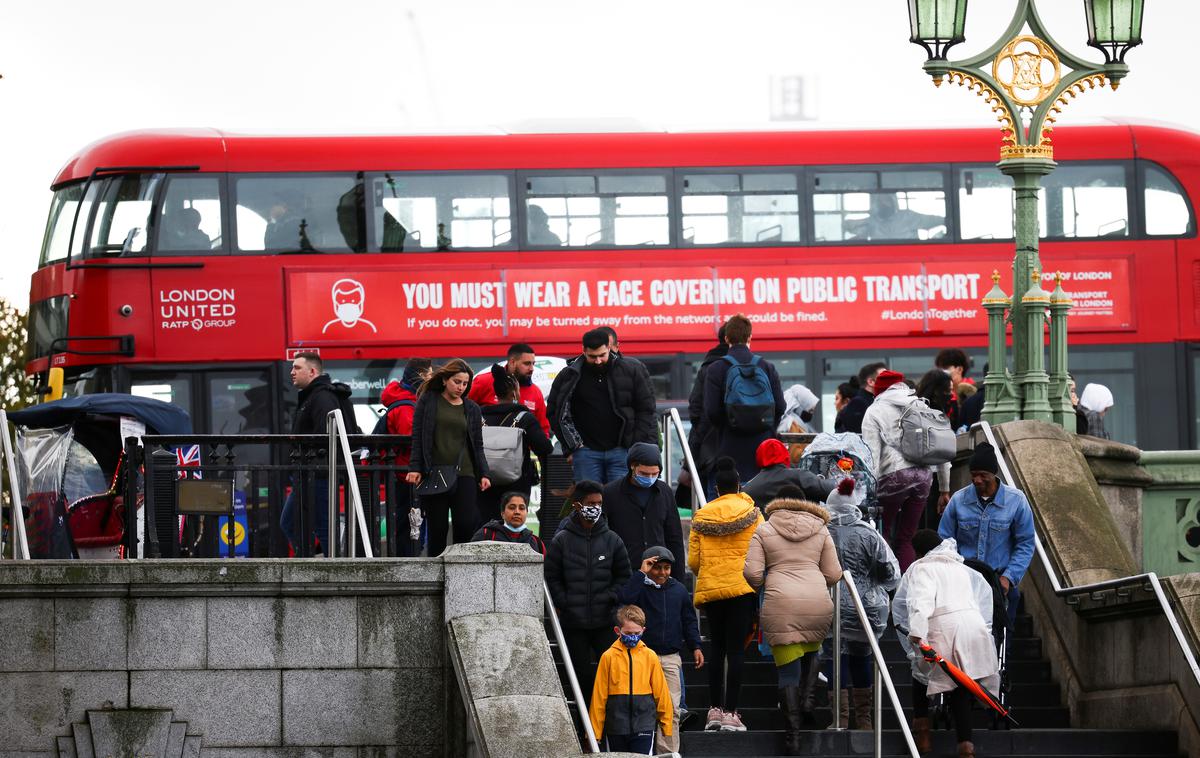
{"left": 626, "top": 442, "right": 662, "bottom": 469}
{"left": 969, "top": 442, "right": 1000, "bottom": 474}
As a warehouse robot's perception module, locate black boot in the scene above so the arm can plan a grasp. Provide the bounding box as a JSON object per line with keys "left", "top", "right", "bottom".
{"left": 798, "top": 653, "right": 822, "bottom": 727}
{"left": 778, "top": 686, "right": 804, "bottom": 756}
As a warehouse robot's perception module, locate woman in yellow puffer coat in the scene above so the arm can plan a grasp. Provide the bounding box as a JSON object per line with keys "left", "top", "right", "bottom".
{"left": 688, "top": 457, "right": 764, "bottom": 733}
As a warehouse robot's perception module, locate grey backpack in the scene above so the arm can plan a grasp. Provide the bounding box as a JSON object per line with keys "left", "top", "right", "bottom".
{"left": 895, "top": 398, "right": 956, "bottom": 465}
{"left": 482, "top": 412, "right": 527, "bottom": 486}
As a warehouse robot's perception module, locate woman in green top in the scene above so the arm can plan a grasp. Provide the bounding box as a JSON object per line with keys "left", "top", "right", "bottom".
{"left": 406, "top": 359, "right": 491, "bottom": 556}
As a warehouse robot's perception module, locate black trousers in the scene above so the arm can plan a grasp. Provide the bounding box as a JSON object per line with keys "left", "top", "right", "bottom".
{"left": 912, "top": 680, "right": 973, "bottom": 743}
{"left": 564, "top": 626, "right": 614, "bottom": 708}
{"left": 422, "top": 476, "right": 480, "bottom": 557}
{"left": 702, "top": 592, "right": 757, "bottom": 712}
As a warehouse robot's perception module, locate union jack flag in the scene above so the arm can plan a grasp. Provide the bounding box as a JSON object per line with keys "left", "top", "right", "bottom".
{"left": 176, "top": 444, "right": 203, "bottom": 480}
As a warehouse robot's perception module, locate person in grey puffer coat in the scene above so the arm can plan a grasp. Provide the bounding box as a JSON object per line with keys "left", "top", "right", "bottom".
{"left": 823, "top": 477, "right": 900, "bottom": 730}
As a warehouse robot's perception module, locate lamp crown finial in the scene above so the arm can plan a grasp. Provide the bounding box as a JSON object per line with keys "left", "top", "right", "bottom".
{"left": 1031, "top": 269, "right": 1041, "bottom": 283}
{"left": 991, "top": 269, "right": 1001, "bottom": 284}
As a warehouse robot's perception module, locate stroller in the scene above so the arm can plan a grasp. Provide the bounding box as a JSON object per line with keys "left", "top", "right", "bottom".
{"left": 797, "top": 432, "right": 878, "bottom": 523}
{"left": 5, "top": 394, "right": 191, "bottom": 559}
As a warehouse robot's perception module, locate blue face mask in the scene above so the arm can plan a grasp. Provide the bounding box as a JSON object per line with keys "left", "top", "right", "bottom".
{"left": 620, "top": 632, "right": 643, "bottom": 648}
{"left": 632, "top": 474, "right": 657, "bottom": 488}
{"left": 502, "top": 521, "right": 525, "bottom": 533}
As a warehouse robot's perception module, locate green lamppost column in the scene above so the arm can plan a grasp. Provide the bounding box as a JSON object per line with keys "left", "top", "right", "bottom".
{"left": 1048, "top": 273, "right": 1074, "bottom": 426}
{"left": 982, "top": 270, "right": 1019, "bottom": 424}
{"left": 907, "top": 0, "right": 1144, "bottom": 426}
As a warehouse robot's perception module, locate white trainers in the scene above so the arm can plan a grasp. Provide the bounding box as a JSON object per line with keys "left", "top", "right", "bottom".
{"left": 705, "top": 707, "right": 725, "bottom": 731}
{"left": 720, "top": 710, "right": 747, "bottom": 732}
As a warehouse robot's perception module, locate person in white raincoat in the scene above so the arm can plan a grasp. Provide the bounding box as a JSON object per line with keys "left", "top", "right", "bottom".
{"left": 892, "top": 530, "right": 998, "bottom": 758}
{"left": 778, "top": 384, "right": 819, "bottom": 435}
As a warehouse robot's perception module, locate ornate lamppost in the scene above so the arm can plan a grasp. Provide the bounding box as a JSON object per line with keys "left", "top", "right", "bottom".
{"left": 907, "top": 0, "right": 1143, "bottom": 427}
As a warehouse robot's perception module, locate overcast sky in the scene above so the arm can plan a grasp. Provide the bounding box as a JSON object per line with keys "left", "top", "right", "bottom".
{"left": 2, "top": 0, "right": 1196, "bottom": 309}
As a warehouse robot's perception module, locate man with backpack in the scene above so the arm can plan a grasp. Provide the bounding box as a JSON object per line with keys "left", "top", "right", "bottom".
{"left": 861, "top": 370, "right": 952, "bottom": 571}
{"left": 281, "top": 351, "right": 361, "bottom": 556}
{"left": 377, "top": 358, "right": 431, "bottom": 556}
{"left": 702, "top": 314, "right": 786, "bottom": 483}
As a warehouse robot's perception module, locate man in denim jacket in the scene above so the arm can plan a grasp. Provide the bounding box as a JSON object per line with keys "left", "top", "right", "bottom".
{"left": 937, "top": 442, "right": 1035, "bottom": 631}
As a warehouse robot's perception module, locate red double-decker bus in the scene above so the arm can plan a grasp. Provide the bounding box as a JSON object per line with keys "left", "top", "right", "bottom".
{"left": 26, "top": 124, "right": 1199, "bottom": 448}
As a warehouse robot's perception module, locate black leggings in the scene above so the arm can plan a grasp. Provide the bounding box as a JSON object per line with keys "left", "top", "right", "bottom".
{"left": 912, "top": 680, "right": 973, "bottom": 743}
{"left": 422, "top": 476, "right": 480, "bottom": 557}
{"left": 702, "top": 593, "right": 757, "bottom": 712}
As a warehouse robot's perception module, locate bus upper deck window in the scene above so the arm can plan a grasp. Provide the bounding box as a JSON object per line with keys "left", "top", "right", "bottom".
{"left": 525, "top": 172, "right": 670, "bottom": 248}
{"left": 957, "top": 167, "right": 1014, "bottom": 240}
{"left": 813, "top": 169, "right": 946, "bottom": 243}
{"left": 372, "top": 173, "right": 513, "bottom": 252}
{"left": 1144, "top": 163, "right": 1192, "bottom": 236}
{"left": 681, "top": 172, "right": 800, "bottom": 246}
{"left": 39, "top": 184, "right": 84, "bottom": 266}
{"left": 87, "top": 174, "right": 162, "bottom": 257}
{"left": 1038, "top": 164, "right": 1127, "bottom": 238}
{"left": 157, "top": 176, "right": 224, "bottom": 253}
{"left": 234, "top": 175, "right": 365, "bottom": 253}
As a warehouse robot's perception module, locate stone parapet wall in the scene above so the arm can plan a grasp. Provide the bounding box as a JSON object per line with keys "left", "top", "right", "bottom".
{"left": 0, "top": 560, "right": 446, "bottom": 758}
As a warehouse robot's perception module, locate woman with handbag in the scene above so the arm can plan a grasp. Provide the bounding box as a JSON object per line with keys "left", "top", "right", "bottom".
{"left": 405, "top": 359, "right": 491, "bottom": 556}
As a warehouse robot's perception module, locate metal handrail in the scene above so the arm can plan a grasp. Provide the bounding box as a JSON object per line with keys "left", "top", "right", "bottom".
{"left": 543, "top": 583, "right": 600, "bottom": 753}
{"left": 973, "top": 421, "right": 1200, "bottom": 692}
{"left": 325, "top": 409, "right": 374, "bottom": 559}
{"left": 661, "top": 408, "right": 705, "bottom": 510}
{"left": 835, "top": 572, "right": 920, "bottom": 758}
{"left": 0, "top": 410, "right": 30, "bottom": 560}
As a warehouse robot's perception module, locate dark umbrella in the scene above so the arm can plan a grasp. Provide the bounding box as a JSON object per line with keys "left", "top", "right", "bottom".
{"left": 919, "top": 643, "right": 1019, "bottom": 727}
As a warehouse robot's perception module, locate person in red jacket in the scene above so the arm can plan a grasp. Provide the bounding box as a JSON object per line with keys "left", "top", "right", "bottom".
{"left": 380, "top": 358, "right": 431, "bottom": 556}
{"left": 467, "top": 343, "right": 551, "bottom": 435}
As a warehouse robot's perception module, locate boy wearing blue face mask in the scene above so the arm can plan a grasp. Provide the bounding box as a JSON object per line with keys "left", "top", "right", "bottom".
{"left": 590, "top": 604, "right": 673, "bottom": 754}
{"left": 470, "top": 492, "right": 546, "bottom": 555}
{"left": 602, "top": 442, "right": 686, "bottom": 571}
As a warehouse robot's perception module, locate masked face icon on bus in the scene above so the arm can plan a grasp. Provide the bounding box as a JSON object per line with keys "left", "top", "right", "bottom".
{"left": 322, "top": 278, "right": 378, "bottom": 334}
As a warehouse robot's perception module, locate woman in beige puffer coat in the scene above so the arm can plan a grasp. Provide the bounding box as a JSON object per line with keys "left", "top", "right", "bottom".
{"left": 744, "top": 488, "right": 842, "bottom": 752}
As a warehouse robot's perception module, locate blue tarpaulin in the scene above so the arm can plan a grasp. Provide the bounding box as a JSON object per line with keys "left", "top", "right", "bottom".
{"left": 8, "top": 393, "right": 192, "bottom": 435}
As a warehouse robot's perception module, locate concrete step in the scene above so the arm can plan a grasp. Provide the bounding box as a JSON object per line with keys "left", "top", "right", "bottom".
{"left": 679, "top": 729, "right": 1179, "bottom": 756}
{"left": 680, "top": 681, "right": 1059, "bottom": 708}
{"left": 678, "top": 704, "right": 1069, "bottom": 731}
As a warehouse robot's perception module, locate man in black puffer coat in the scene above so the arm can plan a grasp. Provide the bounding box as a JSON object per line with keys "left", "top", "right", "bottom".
{"left": 602, "top": 442, "right": 685, "bottom": 568}
{"left": 546, "top": 480, "right": 632, "bottom": 707}
{"left": 548, "top": 328, "right": 657, "bottom": 485}
{"left": 687, "top": 325, "right": 728, "bottom": 494}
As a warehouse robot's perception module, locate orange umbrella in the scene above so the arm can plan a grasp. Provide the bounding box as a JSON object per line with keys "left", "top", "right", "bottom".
{"left": 919, "top": 643, "right": 1019, "bottom": 727}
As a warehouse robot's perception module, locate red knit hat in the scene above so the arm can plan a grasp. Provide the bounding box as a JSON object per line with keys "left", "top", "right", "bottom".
{"left": 755, "top": 438, "right": 790, "bottom": 469}
{"left": 873, "top": 370, "right": 906, "bottom": 395}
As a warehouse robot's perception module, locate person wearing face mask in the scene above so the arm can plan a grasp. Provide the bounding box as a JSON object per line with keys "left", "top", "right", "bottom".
{"left": 545, "top": 480, "right": 632, "bottom": 710}
{"left": 778, "top": 383, "right": 820, "bottom": 435}
{"left": 547, "top": 328, "right": 657, "bottom": 485}
{"left": 470, "top": 492, "right": 546, "bottom": 555}
{"left": 616, "top": 547, "right": 703, "bottom": 754}
{"left": 601, "top": 442, "right": 685, "bottom": 571}
{"left": 589, "top": 604, "right": 673, "bottom": 754}
{"left": 405, "top": 359, "right": 491, "bottom": 557}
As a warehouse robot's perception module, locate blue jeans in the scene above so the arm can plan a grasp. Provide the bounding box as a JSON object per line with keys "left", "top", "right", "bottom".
{"left": 605, "top": 731, "right": 654, "bottom": 754}
{"left": 571, "top": 446, "right": 628, "bottom": 485}
{"left": 281, "top": 477, "right": 330, "bottom": 556}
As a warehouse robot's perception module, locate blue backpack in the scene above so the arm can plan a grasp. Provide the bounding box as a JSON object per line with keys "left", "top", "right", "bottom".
{"left": 371, "top": 399, "right": 414, "bottom": 434}
{"left": 722, "top": 354, "right": 774, "bottom": 433}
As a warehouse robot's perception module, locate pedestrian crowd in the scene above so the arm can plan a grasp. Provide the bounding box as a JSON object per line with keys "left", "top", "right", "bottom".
{"left": 280, "top": 316, "right": 1098, "bottom": 756}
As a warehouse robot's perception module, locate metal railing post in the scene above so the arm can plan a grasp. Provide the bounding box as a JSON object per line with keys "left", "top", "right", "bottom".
{"left": 544, "top": 583, "right": 600, "bottom": 753}
{"left": 328, "top": 410, "right": 373, "bottom": 559}
{"left": 0, "top": 410, "right": 30, "bottom": 560}
{"left": 832, "top": 580, "right": 842, "bottom": 730}
{"left": 667, "top": 408, "right": 705, "bottom": 509}
{"left": 873, "top": 661, "right": 883, "bottom": 758}
{"left": 844, "top": 573, "right": 919, "bottom": 758}
{"left": 326, "top": 415, "right": 339, "bottom": 558}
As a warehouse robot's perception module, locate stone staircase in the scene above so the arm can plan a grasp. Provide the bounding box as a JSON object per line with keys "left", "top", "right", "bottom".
{"left": 548, "top": 603, "right": 1184, "bottom": 757}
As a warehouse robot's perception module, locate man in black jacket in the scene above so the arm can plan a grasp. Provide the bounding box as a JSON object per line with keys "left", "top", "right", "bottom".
{"left": 687, "top": 323, "right": 728, "bottom": 495}
{"left": 602, "top": 442, "right": 685, "bottom": 569}
{"left": 836, "top": 361, "right": 887, "bottom": 434}
{"left": 548, "top": 328, "right": 657, "bottom": 485}
{"left": 545, "top": 480, "right": 632, "bottom": 707}
{"left": 281, "top": 352, "right": 357, "bottom": 556}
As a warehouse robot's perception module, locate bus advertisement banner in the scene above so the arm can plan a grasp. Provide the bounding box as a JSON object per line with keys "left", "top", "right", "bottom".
{"left": 283, "top": 258, "right": 1132, "bottom": 344}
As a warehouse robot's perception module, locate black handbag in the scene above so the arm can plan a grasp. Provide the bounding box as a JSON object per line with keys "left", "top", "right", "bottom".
{"left": 416, "top": 447, "right": 465, "bottom": 497}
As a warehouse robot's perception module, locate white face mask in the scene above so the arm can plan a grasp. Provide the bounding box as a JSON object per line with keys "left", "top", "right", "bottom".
{"left": 335, "top": 302, "right": 363, "bottom": 323}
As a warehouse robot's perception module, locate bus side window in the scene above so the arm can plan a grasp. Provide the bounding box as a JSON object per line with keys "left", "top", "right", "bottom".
{"left": 525, "top": 173, "right": 670, "bottom": 248}
{"left": 87, "top": 174, "right": 162, "bottom": 257}
{"left": 1038, "top": 163, "right": 1127, "bottom": 239}
{"left": 372, "top": 173, "right": 513, "bottom": 251}
{"left": 813, "top": 169, "right": 946, "bottom": 243}
{"left": 957, "top": 166, "right": 1014, "bottom": 240}
{"left": 1143, "top": 162, "right": 1193, "bottom": 237}
{"left": 681, "top": 172, "right": 801, "bottom": 246}
{"left": 157, "top": 176, "right": 223, "bottom": 253}
{"left": 234, "top": 175, "right": 365, "bottom": 253}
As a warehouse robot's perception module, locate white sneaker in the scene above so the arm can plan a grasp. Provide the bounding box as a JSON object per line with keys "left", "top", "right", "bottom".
{"left": 720, "top": 710, "right": 747, "bottom": 732}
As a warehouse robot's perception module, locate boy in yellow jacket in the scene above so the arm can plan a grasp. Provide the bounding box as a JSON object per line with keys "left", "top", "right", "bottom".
{"left": 589, "top": 605, "right": 673, "bottom": 754}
